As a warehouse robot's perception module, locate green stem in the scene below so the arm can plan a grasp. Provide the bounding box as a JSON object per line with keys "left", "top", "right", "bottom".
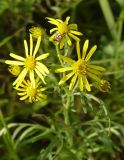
{"left": 99, "top": 0, "right": 116, "bottom": 39}
{"left": 64, "top": 39, "right": 69, "bottom": 56}
{"left": 63, "top": 88, "right": 71, "bottom": 125}
{"left": 116, "top": 11, "right": 124, "bottom": 42}
{"left": 55, "top": 44, "right": 63, "bottom": 66}
{"left": 0, "top": 109, "right": 19, "bottom": 160}
{"left": 114, "top": 10, "right": 124, "bottom": 69}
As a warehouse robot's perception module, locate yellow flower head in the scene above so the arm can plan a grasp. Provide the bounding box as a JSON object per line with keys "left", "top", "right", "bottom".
{"left": 56, "top": 40, "right": 106, "bottom": 91}
{"left": 46, "top": 16, "right": 83, "bottom": 49}
{"left": 5, "top": 34, "right": 49, "bottom": 88}
{"left": 99, "top": 79, "right": 110, "bottom": 92}
{"left": 29, "top": 26, "right": 45, "bottom": 39}
{"left": 15, "top": 78, "right": 47, "bottom": 103}
{"left": 8, "top": 65, "right": 21, "bottom": 76}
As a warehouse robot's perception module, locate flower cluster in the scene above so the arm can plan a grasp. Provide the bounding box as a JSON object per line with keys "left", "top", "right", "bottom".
{"left": 6, "top": 27, "right": 48, "bottom": 102}
{"left": 5, "top": 17, "right": 109, "bottom": 103}
{"left": 46, "top": 17, "right": 109, "bottom": 92}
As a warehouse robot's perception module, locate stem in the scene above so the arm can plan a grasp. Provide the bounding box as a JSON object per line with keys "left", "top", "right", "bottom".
{"left": 116, "top": 11, "right": 124, "bottom": 42}
{"left": 63, "top": 89, "right": 73, "bottom": 146}
{"left": 55, "top": 44, "right": 63, "bottom": 66}
{"left": 64, "top": 39, "right": 68, "bottom": 57}
{"left": 99, "top": 0, "right": 116, "bottom": 39}
{"left": 0, "top": 109, "right": 19, "bottom": 160}
{"left": 63, "top": 88, "right": 71, "bottom": 125}
{"left": 114, "top": 10, "right": 124, "bottom": 69}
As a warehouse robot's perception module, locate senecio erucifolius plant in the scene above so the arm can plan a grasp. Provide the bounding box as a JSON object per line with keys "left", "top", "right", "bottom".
{"left": 5, "top": 18, "right": 110, "bottom": 103}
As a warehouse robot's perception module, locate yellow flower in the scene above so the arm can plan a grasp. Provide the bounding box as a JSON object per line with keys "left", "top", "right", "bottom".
{"left": 47, "top": 16, "right": 83, "bottom": 49}
{"left": 56, "top": 40, "right": 106, "bottom": 91}
{"left": 99, "top": 79, "right": 110, "bottom": 92}
{"left": 15, "top": 78, "right": 47, "bottom": 103}
{"left": 5, "top": 34, "right": 49, "bottom": 88}
{"left": 8, "top": 65, "right": 21, "bottom": 76}
{"left": 29, "top": 26, "right": 45, "bottom": 39}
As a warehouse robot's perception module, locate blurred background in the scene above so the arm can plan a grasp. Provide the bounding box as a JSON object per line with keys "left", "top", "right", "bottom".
{"left": 0, "top": 0, "right": 124, "bottom": 159}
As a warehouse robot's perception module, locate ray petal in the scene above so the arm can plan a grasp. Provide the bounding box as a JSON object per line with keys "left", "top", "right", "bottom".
{"left": 85, "top": 45, "right": 97, "bottom": 61}
{"left": 79, "top": 76, "right": 84, "bottom": 91}
{"left": 66, "top": 35, "right": 72, "bottom": 46}
{"left": 36, "top": 65, "right": 46, "bottom": 76}
{"left": 60, "top": 38, "right": 64, "bottom": 49}
{"left": 47, "top": 17, "right": 59, "bottom": 26}
{"left": 65, "top": 16, "right": 70, "bottom": 24}
{"left": 83, "top": 76, "right": 91, "bottom": 91}
{"left": 29, "top": 70, "right": 35, "bottom": 87}
{"left": 20, "top": 94, "right": 29, "bottom": 100}
{"left": 70, "top": 30, "right": 83, "bottom": 35}
{"left": 88, "top": 64, "right": 106, "bottom": 71}
{"left": 38, "top": 87, "right": 47, "bottom": 92}
{"left": 56, "top": 67, "right": 72, "bottom": 73}
{"left": 10, "top": 53, "right": 25, "bottom": 61}
{"left": 35, "top": 68, "right": 46, "bottom": 84}
{"left": 87, "top": 72, "right": 101, "bottom": 82}
{"left": 68, "top": 24, "right": 78, "bottom": 30}
{"left": 76, "top": 41, "right": 81, "bottom": 59}
{"left": 13, "top": 68, "right": 27, "bottom": 86}
{"left": 17, "top": 92, "right": 27, "bottom": 96}
{"left": 38, "top": 93, "right": 47, "bottom": 99}
{"left": 24, "top": 40, "right": 29, "bottom": 57}
{"left": 50, "top": 28, "right": 58, "bottom": 34}
{"left": 60, "top": 55, "right": 75, "bottom": 65}
{"left": 36, "top": 53, "right": 49, "bottom": 61}
{"left": 82, "top": 40, "right": 89, "bottom": 59}
{"left": 15, "top": 88, "right": 27, "bottom": 91}
{"left": 69, "top": 74, "right": 77, "bottom": 90}
{"left": 30, "top": 34, "right": 33, "bottom": 56}
{"left": 5, "top": 60, "right": 24, "bottom": 65}
{"left": 68, "top": 33, "right": 80, "bottom": 41}
{"left": 59, "top": 72, "right": 74, "bottom": 85}
{"left": 33, "top": 36, "right": 41, "bottom": 57}
{"left": 87, "top": 68, "right": 101, "bottom": 75}
{"left": 37, "top": 62, "right": 49, "bottom": 74}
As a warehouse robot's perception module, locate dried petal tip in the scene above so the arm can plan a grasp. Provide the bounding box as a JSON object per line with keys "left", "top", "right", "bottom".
{"left": 29, "top": 26, "right": 44, "bottom": 39}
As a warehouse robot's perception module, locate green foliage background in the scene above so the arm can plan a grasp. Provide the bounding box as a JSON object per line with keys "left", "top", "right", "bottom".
{"left": 0, "top": 0, "right": 124, "bottom": 159}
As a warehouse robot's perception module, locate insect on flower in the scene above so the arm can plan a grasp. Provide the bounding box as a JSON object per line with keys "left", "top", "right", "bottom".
{"left": 53, "top": 32, "right": 65, "bottom": 42}
{"left": 47, "top": 16, "right": 83, "bottom": 49}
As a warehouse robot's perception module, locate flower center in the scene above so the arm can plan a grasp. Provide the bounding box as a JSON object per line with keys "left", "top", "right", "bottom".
{"left": 25, "top": 56, "right": 36, "bottom": 71}
{"left": 26, "top": 86, "right": 37, "bottom": 97}
{"left": 29, "top": 27, "right": 44, "bottom": 38}
{"left": 58, "top": 22, "right": 68, "bottom": 34}
{"left": 74, "top": 59, "right": 87, "bottom": 75}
